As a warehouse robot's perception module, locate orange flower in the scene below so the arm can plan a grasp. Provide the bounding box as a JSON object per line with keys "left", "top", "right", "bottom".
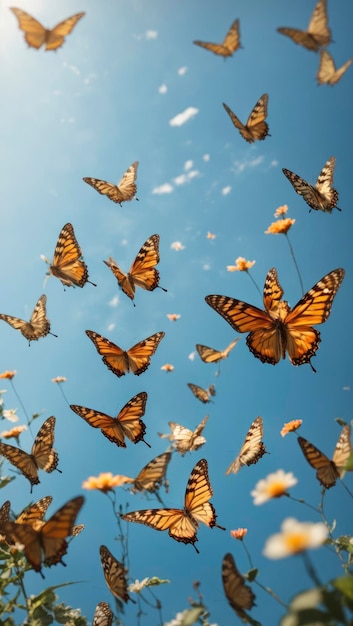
{"left": 265, "top": 218, "right": 295, "bottom": 235}
{"left": 166, "top": 314, "right": 181, "bottom": 322}
{"left": 227, "top": 257, "right": 256, "bottom": 272}
{"left": 0, "top": 425, "right": 27, "bottom": 441}
{"left": 0, "top": 371, "right": 16, "bottom": 380}
{"left": 280, "top": 420, "right": 303, "bottom": 437}
{"left": 161, "top": 363, "right": 174, "bottom": 372}
{"left": 206, "top": 232, "right": 216, "bottom": 239}
{"left": 51, "top": 376, "right": 67, "bottom": 383}
{"left": 82, "top": 472, "right": 133, "bottom": 492}
{"left": 230, "top": 528, "right": 248, "bottom": 540}
{"left": 274, "top": 205, "right": 289, "bottom": 217}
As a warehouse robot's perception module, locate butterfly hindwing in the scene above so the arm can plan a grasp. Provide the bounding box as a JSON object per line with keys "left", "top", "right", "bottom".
{"left": 222, "top": 553, "right": 256, "bottom": 620}
{"left": 0, "top": 294, "right": 51, "bottom": 342}
{"left": 83, "top": 161, "right": 138, "bottom": 205}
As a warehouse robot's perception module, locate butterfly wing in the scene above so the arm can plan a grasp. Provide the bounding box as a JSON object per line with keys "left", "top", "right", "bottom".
{"left": 126, "top": 332, "right": 165, "bottom": 375}
{"left": 83, "top": 161, "right": 138, "bottom": 205}
{"left": 193, "top": 19, "right": 240, "bottom": 57}
{"left": 184, "top": 459, "right": 219, "bottom": 530}
{"left": 10, "top": 8, "right": 47, "bottom": 48}
{"left": 31, "top": 416, "right": 59, "bottom": 474}
{"left": 312, "top": 157, "right": 339, "bottom": 212}
{"left": 49, "top": 223, "right": 89, "bottom": 287}
{"left": 44, "top": 13, "right": 85, "bottom": 51}
{"left": 282, "top": 167, "right": 328, "bottom": 212}
{"left": 0, "top": 295, "right": 50, "bottom": 342}
{"left": 332, "top": 425, "right": 352, "bottom": 476}
{"left": 245, "top": 94, "right": 269, "bottom": 142}
{"left": 170, "top": 416, "right": 208, "bottom": 455}
{"left": 0, "top": 501, "right": 11, "bottom": 541}
{"left": 93, "top": 602, "right": 113, "bottom": 626}
{"left": 132, "top": 451, "right": 171, "bottom": 494}
{"left": 0, "top": 443, "right": 40, "bottom": 488}
{"left": 277, "top": 0, "right": 330, "bottom": 51}
{"left": 196, "top": 338, "right": 239, "bottom": 363}
{"left": 16, "top": 495, "right": 53, "bottom": 530}
{"left": 187, "top": 383, "right": 213, "bottom": 403}
{"left": 318, "top": 51, "right": 353, "bottom": 86}
{"left": 298, "top": 436, "right": 339, "bottom": 489}
{"left": 121, "top": 506, "right": 196, "bottom": 546}
{"left": 226, "top": 417, "right": 266, "bottom": 474}
{"left": 222, "top": 553, "right": 256, "bottom": 620}
{"left": 99, "top": 545, "right": 134, "bottom": 603}
{"left": 103, "top": 257, "right": 134, "bottom": 300}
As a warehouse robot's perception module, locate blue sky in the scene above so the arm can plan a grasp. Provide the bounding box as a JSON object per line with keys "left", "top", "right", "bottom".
{"left": 0, "top": 0, "right": 352, "bottom": 624}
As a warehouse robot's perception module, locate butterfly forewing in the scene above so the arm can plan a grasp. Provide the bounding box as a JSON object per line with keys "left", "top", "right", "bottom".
{"left": 193, "top": 19, "right": 241, "bottom": 57}
{"left": 223, "top": 94, "right": 269, "bottom": 143}
{"left": 16, "top": 495, "right": 53, "bottom": 530}
{"left": 222, "top": 553, "right": 256, "bottom": 620}
{"left": 10, "top": 8, "right": 85, "bottom": 50}
{"left": 83, "top": 161, "right": 138, "bottom": 205}
{"left": 99, "top": 545, "right": 135, "bottom": 603}
{"left": 332, "top": 425, "right": 352, "bottom": 475}
{"left": 0, "top": 294, "right": 51, "bottom": 342}
{"left": 48, "top": 223, "right": 92, "bottom": 287}
{"left": 298, "top": 436, "right": 339, "bottom": 488}
{"left": 226, "top": 417, "right": 266, "bottom": 474}
{"left": 93, "top": 602, "right": 113, "bottom": 626}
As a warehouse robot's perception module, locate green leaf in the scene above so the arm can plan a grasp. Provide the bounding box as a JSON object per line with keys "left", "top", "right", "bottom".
{"left": 247, "top": 568, "right": 259, "bottom": 582}
{"left": 180, "top": 607, "right": 204, "bottom": 625}
{"left": 333, "top": 574, "right": 353, "bottom": 602}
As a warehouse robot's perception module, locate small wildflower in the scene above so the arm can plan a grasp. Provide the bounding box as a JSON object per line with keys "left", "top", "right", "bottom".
{"left": 274, "top": 204, "right": 289, "bottom": 217}
{"left": 0, "top": 425, "right": 27, "bottom": 441}
{"left": 227, "top": 257, "right": 256, "bottom": 272}
{"left": 206, "top": 232, "right": 216, "bottom": 239}
{"left": 281, "top": 420, "right": 303, "bottom": 437}
{"left": 0, "top": 371, "right": 16, "bottom": 380}
{"left": 251, "top": 470, "right": 297, "bottom": 505}
{"left": 265, "top": 218, "right": 296, "bottom": 235}
{"left": 161, "top": 363, "right": 174, "bottom": 372}
{"left": 230, "top": 528, "right": 248, "bottom": 540}
{"left": 82, "top": 472, "right": 133, "bottom": 492}
{"left": 128, "top": 578, "right": 150, "bottom": 593}
{"left": 263, "top": 517, "right": 328, "bottom": 559}
{"left": 171, "top": 241, "right": 185, "bottom": 251}
{"left": 3, "top": 409, "right": 19, "bottom": 423}
{"left": 166, "top": 314, "right": 181, "bottom": 322}
{"left": 52, "top": 376, "right": 67, "bottom": 383}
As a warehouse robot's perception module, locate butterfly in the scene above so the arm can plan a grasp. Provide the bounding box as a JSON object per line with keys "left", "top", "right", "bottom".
{"left": 196, "top": 338, "right": 239, "bottom": 364}
{"left": 0, "top": 496, "right": 84, "bottom": 577}
{"left": 222, "top": 553, "right": 256, "bottom": 620}
{"left": 206, "top": 267, "right": 345, "bottom": 372}
{"left": 121, "top": 458, "right": 225, "bottom": 553}
{"left": 193, "top": 19, "right": 241, "bottom": 57}
{"left": 187, "top": 382, "right": 216, "bottom": 404}
{"left": 158, "top": 416, "right": 209, "bottom": 456}
{"left": 317, "top": 50, "right": 353, "bottom": 86}
{"left": 223, "top": 95, "right": 269, "bottom": 143}
{"left": 99, "top": 545, "right": 136, "bottom": 604}
{"left": 0, "top": 295, "right": 56, "bottom": 343}
{"left": 298, "top": 425, "right": 352, "bottom": 489}
{"left": 10, "top": 8, "right": 85, "bottom": 51}
{"left": 130, "top": 451, "right": 172, "bottom": 502}
{"left": 83, "top": 161, "right": 139, "bottom": 206}
{"left": 45, "top": 223, "right": 96, "bottom": 288}
{"left": 282, "top": 157, "right": 340, "bottom": 213}
{"left": 0, "top": 501, "right": 11, "bottom": 542}
{"left": 277, "top": 0, "right": 331, "bottom": 51}
{"left": 92, "top": 602, "right": 113, "bottom": 626}
{"left": 0, "top": 416, "right": 61, "bottom": 492}
{"left": 103, "top": 234, "right": 167, "bottom": 303}
{"left": 225, "top": 417, "right": 266, "bottom": 475}
{"left": 70, "top": 392, "right": 150, "bottom": 448}
{"left": 85, "top": 330, "right": 165, "bottom": 377}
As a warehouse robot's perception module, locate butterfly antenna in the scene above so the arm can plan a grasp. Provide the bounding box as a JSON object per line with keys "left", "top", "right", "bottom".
{"left": 88, "top": 279, "right": 97, "bottom": 287}
{"left": 143, "top": 437, "right": 151, "bottom": 449}
{"left": 158, "top": 286, "right": 168, "bottom": 293}
{"left": 49, "top": 331, "right": 58, "bottom": 338}
{"left": 309, "top": 359, "right": 317, "bottom": 374}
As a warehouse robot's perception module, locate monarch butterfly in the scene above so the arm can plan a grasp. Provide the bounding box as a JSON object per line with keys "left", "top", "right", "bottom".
{"left": 0, "top": 295, "right": 56, "bottom": 343}
{"left": 83, "top": 161, "right": 139, "bottom": 206}
{"left": 298, "top": 425, "right": 352, "bottom": 489}
{"left": 0, "top": 416, "right": 61, "bottom": 492}
{"left": 193, "top": 19, "right": 241, "bottom": 57}
{"left": 282, "top": 157, "right": 340, "bottom": 213}
{"left": 70, "top": 392, "right": 150, "bottom": 448}
{"left": 10, "top": 8, "right": 85, "bottom": 51}
{"left": 196, "top": 338, "right": 239, "bottom": 364}
{"left": 103, "top": 234, "right": 167, "bottom": 303}
{"left": 99, "top": 545, "right": 136, "bottom": 604}
{"left": 225, "top": 417, "right": 266, "bottom": 475}
{"left": 158, "top": 415, "right": 209, "bottom": 456}
{"left": 206, "top": 267, "right": 345, "bottom": 371}
{"left": 121, "top": 459, "right": 225, "bottom": 553}
{"left": 277, "top": 0, "right": 331, "bottom": 51}
{"left": 130, "top": 451, "right": 172, "bottom": 502}
{"left": 317, "top": 50, "right": 353, "bottom": 86}
{"left": 222, "top": 553, "right": 256, "bottom": 620}
{"left": 92, "top": 602, "right": 113, "bottom": 626}
{"left": 223, "top": 95, "right": 269, "bottom": 143}
{"left": 45, "top": 223, "right": 96, "bottom": 288}
{"left": 187, "top": 382, "right": 216, "bottom": 404}
{"left": 0, "top": 496, "right": 84, "bottom": 577}
{"left": 85, "top": 330, "right": 165, "bottom": 377}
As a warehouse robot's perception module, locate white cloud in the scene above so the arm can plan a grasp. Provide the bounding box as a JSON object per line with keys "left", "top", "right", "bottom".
{"left": 188, "top": 351, "right": 196, "bottom": 361}
{"left": 107, "top": 323, "right": 116, "bottom": 332}
{"left": 108, "top": 296, "right": 119, "bottom": 308}
{"left": 202, "top": 154, "right": 210, "bottom": 162}
{"left": 158, "top": 84, "right": 168, "bottom": 94}
{"left": 169, "top": 107, "right": 198, "bottom": 127}
{"left": 62, "top": 62, "right": 80, "bottom": 76}
{"left": 145, "top": 30, "right": 158, "bottom": 39}
{"left": 270, "top": 159, "right": 279, "bottom": 167}
{"left": 184, "top": 160, "right": 193, "bottom": 171}
{"left": 152, "top": 183, "right": 174, "bottom": 195}
{"left": 178, "top": 66, "right": 188, "bottom": 76}
{"left": 232, "top": 155, "right": 264, "bottom": 175}
{"left": 171, "top": 241, "right": 185, "bottom": 251}
{"left": 202, "top": 263, "right": 211, "bottom": 270}
{"left": 222, "top": 186, "right": 232, "bottom": 196}
{"left": 173, "top": 170, "right": 199, "bottom": 186}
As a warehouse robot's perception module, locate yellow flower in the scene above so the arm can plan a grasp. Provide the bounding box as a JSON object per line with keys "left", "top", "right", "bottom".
{"left": 227, "top": 257, "right": 256, "bottom": 272}
{"left": 265, "top": 218, "right": 295, "bottom": 235}
{"left": 161, "top": 363, "right": 174, "bottom": 372}
{"left": 52, "top": 376, "right": 67, "bottom": 383}
{"left": 263, "top": 518, "right": 328, "bottom": 559}
{"left": 0, "top": 371, "right": 16, "bottom": 380}
{"left": 251, "top": 470, "right": 297, "bottom": 505}
{"left": 230, "top": 528, "right": 248, "bottom": 540}
{"left": 0, "top": 425, "right": 27, "bottom": 441}
{"left": 166, "top": 314, "right": 181, "bottom": 322}
{"left": 281, "top": 420, "right": 303, "bottom": 437}
{"left": 206, "top": 232, "right": 216, "bottom": 239}
{"left": 274, "top": 204, "right": 289, "bottom": 217}
{"left": 82, "top": 472, "right": 133, "bottom": 492}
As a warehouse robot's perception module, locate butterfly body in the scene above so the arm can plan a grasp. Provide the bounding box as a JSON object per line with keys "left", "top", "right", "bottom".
{"left": 277, "top": 0, "right": 331, "bottom": 51}
{"left": 317, "top": 50, "right": 353, "bottom": 86}
{"left": 193, "top": 19, "right": 241, "bottom": 57}
{"left": 226, "top": 417, "right": 266, "bottom": 474}
{"left": 0, "top": 294, "right": 53, "bottom": 342}
{"left": 223, "top": 95, "right": 269, "bottom": 143}
{"left": 99, "top": 545, "right": 135, "bottom": 603}
{"left": 222, "top": 553, "right": 256, "bottom": 619}
{"left": 282, "top": 157, "right": 340, "bottom": 212}
{"left": 298, "top": 425, "right": 352, "bottom": 488}
{"left": 83, "top": 161, "right": 139, "bottom": 205}
{"left": 10, "top": 8, "right": 85, "bottom": 50}
{"left": 47, "top": 223, "right": 95, "bottom": 288}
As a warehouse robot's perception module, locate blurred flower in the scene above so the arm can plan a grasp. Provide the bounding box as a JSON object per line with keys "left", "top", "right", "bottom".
{"left": 265, "top": 218, "right": 295, "bottom": 235}
{"left": 166, "top": 314, "right": 181, "bottom": 322}
{"left": 274, "top": 204, "right": 289, "bottom": 217}
{"left": 170, "top": 241, "right": 185, "bottom": 251}
{"left": 3, "top": 409, "right": 19, "bottom": 423}
{"left": 227, "top": 257, "right": 256, "bottom": 272}
{"left": 0, "top": 424, "right": 27, "bottom": 441}
{"left": 0, "top": 371, "right": 16, "bottom": 380}
{"left": 263, "top": 517, "right": 328, "bottom": 559}
{"left": 206, "top": 232, "right": 216, "bottom": 239}
{"left": 251, "top": 470, "right": 297, "bottom": 505}
{"left": 52, "top": 376, "right": 67, "bottom": 383}
{"left": 161, "top": 364, "right": 174, "bottom": 372}
{"left": 188, "top": 352, "right": 196, "bottom": 361}
{"left": 82, "top": 472, "right": 133, "bottom": 492}
{"left": 128, "top": 578, "right": 150, "bottom": 593}
{"left": 230, "top": 528, "right": 248, "bottom": 540}
{"left": 281, "top": 419, "right": 303, "bottom": 437}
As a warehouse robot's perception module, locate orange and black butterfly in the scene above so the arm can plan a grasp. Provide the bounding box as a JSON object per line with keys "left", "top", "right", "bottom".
{"left": 121, "top": 459, "right": 225, "bottom": 553}
{"left": 196, "top": 338, "right": 239, "bottom": 366}
{"left": 223, "top": 95, "right": 269, "bottom": 143}
{"left": 282, "top": 157, "right": 340, "bottom": 213}
{"left": 70, "top": 392, "right": 150, "bottom": 448}
{"left": 0, "top": 416, "right": 61, "bottom": 492}
{"left": 0, "top": 496, "right": 84, "bottom": 577}
{"left": 99, "top": 545, "right": 136, "bottom": 604}
{"left": 187, "top": 382, "right": 216, "bottom": 404}
{"left": 44, "top": 223, "right": 96, "bottom": 288}
{"left": 83, "top": 161, "right": 139, "bottom": 206}
{"left": 103, "top": 234, "right": 166, "bottom": 303}
{"left": 85, "top": 330, "right": 165, "bottom": 377}
{"left": 317, "top": 50, "right": 353, "bottom": 86}
{"left": 10, "top": 8, "right": 85, "bottom": 51}
{"left": 277, "top": 0, "right": 331, "bottom": 51}
{"left": 298, "top": 425, "right": 352, "bottom": 489}
{"left": 222, "top": 553, "right": 256, "bottom": 620}
{"left": 226, "top": 417, "right": 266, "bottom": 475}
{"left": 206, "top": 268, "right": 345, "bottom": 371}
{"left": 158, "top": 416, "right": 209, "bottom": 456}
{"left": 193, "top": 19, "right": 241, "bottom": 57}
{"left": 92, "top": 602, "right": 113, "bottom": 626}
{"left": 0, "top": 295, "right": 56, "bottom": 343}
{"left": 130, "top": 451, "right": 172, "bottom": 502}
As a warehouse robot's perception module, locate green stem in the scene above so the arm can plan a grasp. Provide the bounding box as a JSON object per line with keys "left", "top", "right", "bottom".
{"left": 285, "top": 233, "right": 304, "bottom": 295}
{"left": 254, "top": 579, "right": 289, "bottom": 609}
{"left": 302, "top": 551, "right": 322, "bottom": 586}
{"left": 10, "top": 380, "right": 33, "bottom": 436}
{"left": 246, "top": 270, "right": 262, "bottom": 298}
{"left": 56, "top": 382, "right": 70, "bottom": 406}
